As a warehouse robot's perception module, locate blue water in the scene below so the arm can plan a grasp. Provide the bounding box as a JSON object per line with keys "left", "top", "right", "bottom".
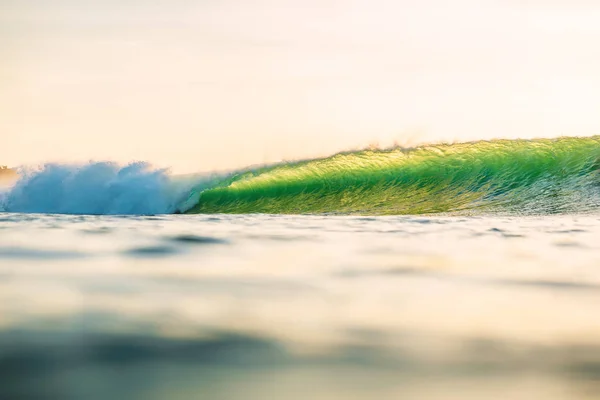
{"left": 1, "top": 213, "right": 600, "bottom": 399}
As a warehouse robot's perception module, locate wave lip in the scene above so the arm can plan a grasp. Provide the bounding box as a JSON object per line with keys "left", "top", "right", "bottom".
{"left": 186, "top": 136, "right": 600, "bottom": 216}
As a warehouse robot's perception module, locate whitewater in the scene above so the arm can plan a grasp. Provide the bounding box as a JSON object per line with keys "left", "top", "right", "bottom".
{"left": 0, "top": 162, "right": 196, "bottom": 215}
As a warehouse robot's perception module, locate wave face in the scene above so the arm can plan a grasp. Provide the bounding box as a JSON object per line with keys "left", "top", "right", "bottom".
{"left": 0, "top": 162, "right": 195, "bottom": 215}
{"left": 187, "top": 136, "right": 600, "bottom": 215}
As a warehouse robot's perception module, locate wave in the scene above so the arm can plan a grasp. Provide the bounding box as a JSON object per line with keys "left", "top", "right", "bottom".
{"left": 185, "top": 136, "right": 600, "bottom": 215}
{"left": 2, "top": 136, "right": 599, "bottom": 216}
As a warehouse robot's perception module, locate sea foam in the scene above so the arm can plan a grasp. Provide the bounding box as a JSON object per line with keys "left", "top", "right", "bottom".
{"left": 1, "top": 162, "right": 188, "bottom": 215}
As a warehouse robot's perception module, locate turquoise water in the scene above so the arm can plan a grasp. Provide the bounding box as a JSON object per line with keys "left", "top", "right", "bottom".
{"left": 1, "top": 212, "right": 600, "bottom": 399}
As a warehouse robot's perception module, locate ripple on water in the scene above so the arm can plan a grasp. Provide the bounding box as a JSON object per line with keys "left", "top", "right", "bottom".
{"left": 80, "top": 227, "right": 114, "bottom": 235}
{"left": 0, "top": 247, "right": 88, "bottom": 260}
{"left": 168, "top": 234, "right": 229, "bottom": 245}
{"left": 487, "top": 227, "right": 525, "bottom": 238}
{"left": 549, "top": 229, "right": 588, "bottom": 234}
{"left": 336, "top": 267, "right": 423, "bottom": 278}
{"left": 493, "top": 278, "right": 600, "bottom": 292}
{"left": 242, "top": 233, "right": 315, "bottom": 242}
{"left": 124, "top": 245, "right": 181, "bottom": 257}
{"left": 553, "top": 240, "right": 585, "bottom": 248}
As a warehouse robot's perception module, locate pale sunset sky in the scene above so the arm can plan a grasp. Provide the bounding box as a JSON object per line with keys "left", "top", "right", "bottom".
{"left": 2, "top": 0, "right": 600, "bottom": 173}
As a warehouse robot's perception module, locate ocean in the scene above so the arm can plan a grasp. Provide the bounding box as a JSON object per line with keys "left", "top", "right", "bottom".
{"left": 1, "top": 137, "right": 600, "bottom": 399}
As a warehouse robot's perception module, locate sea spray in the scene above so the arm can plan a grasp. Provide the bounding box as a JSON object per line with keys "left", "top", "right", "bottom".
{"left": 2, "top": 162, "right": 185, "bottom": 215}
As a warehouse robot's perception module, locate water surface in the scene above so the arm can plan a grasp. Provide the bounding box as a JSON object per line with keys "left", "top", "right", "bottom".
{"left": 1, "top": 213, "right": 600, "bottom": 399}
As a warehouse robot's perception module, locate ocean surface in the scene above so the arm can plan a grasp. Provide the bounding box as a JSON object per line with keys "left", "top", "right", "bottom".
{"left": 1, "top": 212, "right": 600, "bottom": 399}
{"left": 2, "top": 136, "right": 600, "bottom": 398}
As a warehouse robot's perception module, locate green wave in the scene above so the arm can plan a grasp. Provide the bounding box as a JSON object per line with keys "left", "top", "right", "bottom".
{"left": 185, "top": 136, "right": 600, "bottom": 215}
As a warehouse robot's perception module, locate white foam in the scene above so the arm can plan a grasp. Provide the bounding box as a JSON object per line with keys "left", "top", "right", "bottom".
{"left": 0, "top": 162, "right": 196, "bottom": 215}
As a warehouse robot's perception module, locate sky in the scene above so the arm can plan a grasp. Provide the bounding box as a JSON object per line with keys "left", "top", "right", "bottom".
{"left": 2, "top": 0, "right": 600, "bottom": 173}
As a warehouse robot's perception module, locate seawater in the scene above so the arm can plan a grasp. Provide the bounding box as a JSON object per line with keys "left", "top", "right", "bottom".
{"left": 1, "top": 213, "right": 600, "bottom": 399}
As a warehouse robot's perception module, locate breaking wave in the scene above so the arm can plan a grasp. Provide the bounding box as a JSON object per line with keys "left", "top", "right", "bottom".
{"left": 0, "top": 162, "right": 200, "bottom": 215}
{"left": 2, "top": 136, "right": 600, "bottom": 216}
